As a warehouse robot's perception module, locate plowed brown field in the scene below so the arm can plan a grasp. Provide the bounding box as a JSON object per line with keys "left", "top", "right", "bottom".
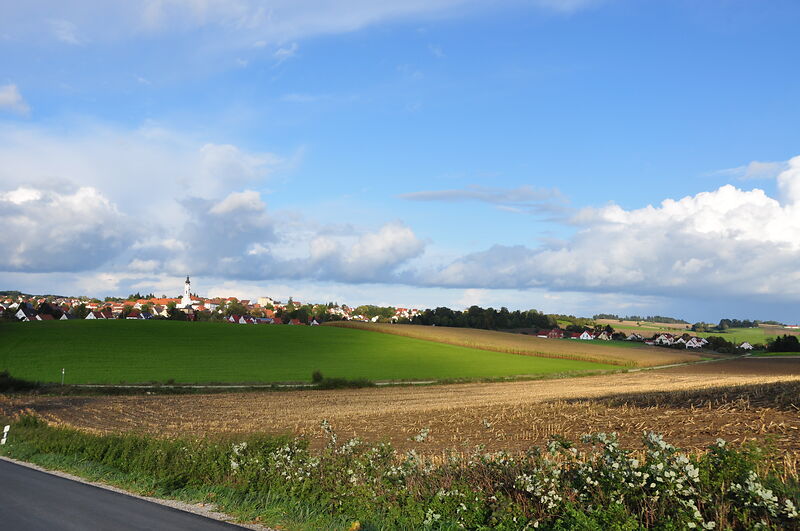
{"left": 3, "top": 358, "right": 798, "bottom": 459}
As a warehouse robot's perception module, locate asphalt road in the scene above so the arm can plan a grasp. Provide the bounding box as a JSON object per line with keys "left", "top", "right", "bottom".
{"left": 0, "top": 459, "right": 246, "bottom": 530}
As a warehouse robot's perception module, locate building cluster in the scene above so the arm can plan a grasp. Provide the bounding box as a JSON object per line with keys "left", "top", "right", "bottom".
{"left": 2, "top": 278, "right": 422, "bottom": 325}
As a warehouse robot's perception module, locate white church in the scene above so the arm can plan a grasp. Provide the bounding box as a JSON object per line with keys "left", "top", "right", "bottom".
{"left": 177, "top": 276, "right": 197, "bottom": 311}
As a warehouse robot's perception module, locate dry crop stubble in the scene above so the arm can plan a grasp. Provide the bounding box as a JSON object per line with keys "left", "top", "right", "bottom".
{"left": 325, "top": 321, "right": 702, "bottom": 367}
{"left": 3, "top": 359, "right": 799, "bottom": 458}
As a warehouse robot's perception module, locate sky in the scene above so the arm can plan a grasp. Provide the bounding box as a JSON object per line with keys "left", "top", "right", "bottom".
{"left": 1, "top": 0, "right": 800, "bottom": 323}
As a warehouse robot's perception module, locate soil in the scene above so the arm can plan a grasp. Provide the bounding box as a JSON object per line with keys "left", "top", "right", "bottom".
{"left": 2, "top": 358, "right": 798, "bottom": 458}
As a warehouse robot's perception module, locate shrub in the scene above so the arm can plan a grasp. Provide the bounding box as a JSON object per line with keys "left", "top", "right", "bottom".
{"left": 316, "top": 377, "right": 375, "bottom": 390}
{"left": 1, "top": 418, "right": 797, "bottom": 530}
{"left": 0, "top": 370, "right": 40, "bottom": 392}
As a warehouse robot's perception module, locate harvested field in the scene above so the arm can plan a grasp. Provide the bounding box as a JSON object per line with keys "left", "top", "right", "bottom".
{"left": 659, "top": 357, "right": 800, "bottom": 376}
{"left": 3, "top": 359, "right": 798, "bottom": 459}
{"left": 326, "top": 321, "right": 701, "bottom": 367}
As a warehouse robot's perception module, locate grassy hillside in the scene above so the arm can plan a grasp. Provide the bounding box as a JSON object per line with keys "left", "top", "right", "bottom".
{"left": 0, "top": 320, "right": 617, "bottom": 384}
{"left": 325, "top": 322, "right": 702, "bottom": 367}
{"left": 597, "top": 320, "right": 793, "bottom": 345}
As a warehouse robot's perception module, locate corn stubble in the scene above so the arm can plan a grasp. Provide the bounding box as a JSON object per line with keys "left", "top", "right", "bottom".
{"left": 4, "top": 365, "right": 799, "bottom": 460}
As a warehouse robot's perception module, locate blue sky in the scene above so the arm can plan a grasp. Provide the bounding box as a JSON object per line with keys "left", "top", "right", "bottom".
{"left": 2, "top": 0, "right": 800, "bottom": 322}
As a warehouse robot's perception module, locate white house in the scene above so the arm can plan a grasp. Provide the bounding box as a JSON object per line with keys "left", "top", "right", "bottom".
{"left": 626, "top": 333, "right": 644, "bottom": 341}
{"left": 654, "top": 334, "right": 675, "bottom": 346}
{"left": 738, "top": 342, "right": 754, "bottom": 351}
{"left": 685, "top": 337, "right": 704, "bottom": 349}
{"left": 579, "top": 331, "right": 594, "bottom": 340}
{"left": 257, "top": 297, "right": 275, "bottom": 307}
{"left": 15, "top": 308, "right": 37, "bottom": 321}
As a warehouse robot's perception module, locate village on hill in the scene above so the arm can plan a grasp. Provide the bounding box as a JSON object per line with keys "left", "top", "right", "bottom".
{"left": 1, "top": 276, "right": 421, "bottom": 326}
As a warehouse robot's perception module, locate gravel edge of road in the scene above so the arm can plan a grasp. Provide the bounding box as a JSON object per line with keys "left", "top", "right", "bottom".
{"left": 0, "top": 455, "right": 274, "bottom": 531}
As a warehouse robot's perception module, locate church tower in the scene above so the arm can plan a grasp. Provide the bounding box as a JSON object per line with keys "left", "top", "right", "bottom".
{"left": 180, "top": 276, "right": 193, "bottom": 308}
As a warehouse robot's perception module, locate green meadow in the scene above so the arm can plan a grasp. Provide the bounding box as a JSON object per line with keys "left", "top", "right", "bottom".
{"left": 694, "top": 328, "right": 781, "bottom": 344}
{"left": 0, "top": 320, "right": 617, "bottom": 384}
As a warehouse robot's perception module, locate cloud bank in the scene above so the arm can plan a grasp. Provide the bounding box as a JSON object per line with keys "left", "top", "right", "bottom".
{"left": 3, "top": 121, "right": 800, "bottom": 303}
{"left": 0, "top": 122, "right": 424, "bottom": 285}
{"left": 425, "top": 156, "right": 800, "bottom": 300}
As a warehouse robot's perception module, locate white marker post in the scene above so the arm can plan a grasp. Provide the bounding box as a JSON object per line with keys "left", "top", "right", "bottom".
{"left": 61, "top": 368, "right": 65, "bottom": 386}
{"left": 1, "top": 425, "right": 9, "bottom": 445}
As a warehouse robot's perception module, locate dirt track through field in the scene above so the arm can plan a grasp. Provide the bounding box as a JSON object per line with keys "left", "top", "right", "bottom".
{"left": 2, "top": 359, "right": 799, "bottom": 456}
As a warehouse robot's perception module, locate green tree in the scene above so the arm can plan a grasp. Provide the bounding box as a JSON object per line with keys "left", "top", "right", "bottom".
{"left": 224, "top": 302, "right": 248, "bottom": 317}
{"left": 70, "top": 304, "right": 90, "bottom": 319}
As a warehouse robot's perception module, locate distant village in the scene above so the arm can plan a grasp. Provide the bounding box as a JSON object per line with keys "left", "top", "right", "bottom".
{"left": 2, "top": 277, "right": 421, "bottom": 326}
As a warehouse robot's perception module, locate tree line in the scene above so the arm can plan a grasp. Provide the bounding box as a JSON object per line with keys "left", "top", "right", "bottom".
{"left": 408, "top": 306, "right": 555, "bottom": 330}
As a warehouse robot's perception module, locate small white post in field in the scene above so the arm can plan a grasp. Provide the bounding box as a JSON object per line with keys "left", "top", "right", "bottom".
{"left": 1, "top": 425, "right": 9, "bottom": 445}
{"left": 61, "top": 368, "right": 65, "bottom": 385}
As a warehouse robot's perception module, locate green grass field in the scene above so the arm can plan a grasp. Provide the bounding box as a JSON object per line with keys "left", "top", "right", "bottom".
{"left": 750, "top": 351, "right": 800, "bottom": 357}
{"left": 0, "top": 320, "right": 618, "bottom": 384}
{"left": 694, "top": 328, "right": 778, "bottom": 345}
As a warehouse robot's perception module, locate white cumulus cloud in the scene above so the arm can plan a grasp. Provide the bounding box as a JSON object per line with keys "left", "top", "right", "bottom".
{"left": 0, "top": 186, "right": 132, "bottom": 272}
{"left": 426, "top": 156, "right": 800, "bottom": 301}
{"left": 305, "top": 222, "right": 425, "bottom": 282}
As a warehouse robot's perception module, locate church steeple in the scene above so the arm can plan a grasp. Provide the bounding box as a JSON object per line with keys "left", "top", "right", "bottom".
{"left": 180, "top": 275, "right": 193, "bottom": 308}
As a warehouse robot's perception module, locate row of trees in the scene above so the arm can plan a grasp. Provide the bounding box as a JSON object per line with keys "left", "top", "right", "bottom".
{"left": 768, "top": 335, "right": 800, "bottom": 352}
{"left": 408, "top": 306, "right": 556, "bottom": 330}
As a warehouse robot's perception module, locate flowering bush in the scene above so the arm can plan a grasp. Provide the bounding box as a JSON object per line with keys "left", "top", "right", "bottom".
{"left": 3, "top": 415, "right": 798, "bottom": 530}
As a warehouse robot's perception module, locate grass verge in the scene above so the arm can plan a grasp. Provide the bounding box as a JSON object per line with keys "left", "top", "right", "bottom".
{"left": 1, "top": 414, "right": 798, "bottom": 530}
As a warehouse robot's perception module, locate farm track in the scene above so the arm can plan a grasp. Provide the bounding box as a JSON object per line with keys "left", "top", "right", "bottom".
{"left": 3, "top": 358, "right": 799, "bottom": 458}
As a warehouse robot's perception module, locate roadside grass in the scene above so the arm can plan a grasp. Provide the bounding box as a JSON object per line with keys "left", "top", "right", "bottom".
{"left": 0, "top": 320, "right": 616, "bottom": 384}
{"left": 750, "top": 351, "right": 800, "bottom": 358}
{"left": 0, "top": 419, "right": 348, "bottom": 530}
{"left": 1, "top": 414, "right": 798, "bottom": 530}
{"left": 326, "top": 321, "right": 701, "bottom": 367}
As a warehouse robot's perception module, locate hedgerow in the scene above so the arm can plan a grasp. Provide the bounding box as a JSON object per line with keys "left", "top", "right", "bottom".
{"left": 2, "top": 415, "right": 797, "bottom": 530}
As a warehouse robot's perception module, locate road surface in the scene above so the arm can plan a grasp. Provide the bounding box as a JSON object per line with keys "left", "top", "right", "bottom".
{"left": 0, "top": 459, "right": 247, "bottom": 530}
